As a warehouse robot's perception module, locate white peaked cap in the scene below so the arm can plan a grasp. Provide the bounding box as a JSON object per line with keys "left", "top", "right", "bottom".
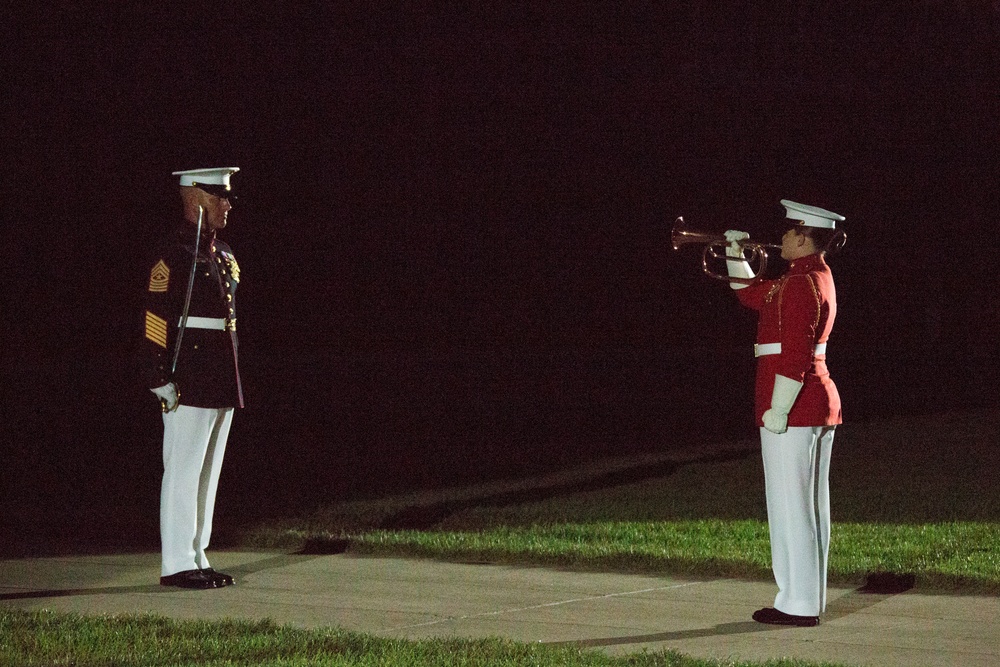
{"left": 172, "top": 167, "right": 240, "bottom": 189}
{"left": 781, "top": 199, "right": 845, "bottom": 229}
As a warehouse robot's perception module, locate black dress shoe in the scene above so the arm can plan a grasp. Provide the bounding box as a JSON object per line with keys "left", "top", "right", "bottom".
{"left": 160, "top": 569, "right": 218, "bottom": 589}
{"left": 752, "top": 607, "right": 819, "bottom": 627}
{"left": 202, "top": 568, "right": 235, "bottom": 587}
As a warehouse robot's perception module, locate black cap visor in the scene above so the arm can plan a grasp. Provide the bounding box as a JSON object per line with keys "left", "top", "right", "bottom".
{"left": 193, "top": 183, "right": 237, "bottom": 201}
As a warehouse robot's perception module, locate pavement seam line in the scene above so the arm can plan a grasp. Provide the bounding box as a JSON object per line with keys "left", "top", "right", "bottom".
{"left": 388, "top": 581, "right": 704, "bottom": 631}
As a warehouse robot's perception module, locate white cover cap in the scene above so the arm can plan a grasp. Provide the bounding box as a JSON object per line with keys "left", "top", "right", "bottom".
{"left": 781, "top": 199, "right": 845, "bottom": 229}
{"left": 172, "top": 167, "right": 240, "bottom": 189}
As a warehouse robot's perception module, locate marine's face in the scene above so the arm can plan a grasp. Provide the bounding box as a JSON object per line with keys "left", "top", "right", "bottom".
{"left": 780, "top": 225, "right": 804, "bottom": 261}
{"left": 200, "top": 191, "right": 232, "bottom": 231}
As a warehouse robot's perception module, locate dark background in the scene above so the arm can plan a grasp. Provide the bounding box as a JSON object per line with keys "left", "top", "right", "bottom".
{"left": 3, "top": 3, "right": 999, "bottom": 551}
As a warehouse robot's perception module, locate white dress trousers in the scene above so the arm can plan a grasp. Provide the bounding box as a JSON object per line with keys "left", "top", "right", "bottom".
{"left": 161, "top": 405, "right": 233, "bottom": 577}
{"left": 760, "top": 425, "right": 836, "bottom": 617}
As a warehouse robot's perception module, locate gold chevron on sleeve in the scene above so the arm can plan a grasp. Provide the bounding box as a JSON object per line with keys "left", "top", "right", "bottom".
{"left": 148, "top": 260, "right": 170, "bottom": 292}
{"left": 145, "top": 311, "right": 168, "bottom": 348}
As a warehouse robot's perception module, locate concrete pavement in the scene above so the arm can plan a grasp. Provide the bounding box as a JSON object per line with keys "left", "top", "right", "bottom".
{"left": 1, "top": 550, "right": 998, "bottom": 666}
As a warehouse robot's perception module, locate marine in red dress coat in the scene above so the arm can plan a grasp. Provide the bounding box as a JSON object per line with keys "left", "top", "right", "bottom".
{"left": 736, "top": 252, "right": 841, "bottom": 428}
{"left": 725, "top": 199, "right": 846, "bottom": 628}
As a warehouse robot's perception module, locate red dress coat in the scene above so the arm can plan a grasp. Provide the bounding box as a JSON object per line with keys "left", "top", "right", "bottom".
{"left": 737, "top": 252, "right": 841, "bottom": 427}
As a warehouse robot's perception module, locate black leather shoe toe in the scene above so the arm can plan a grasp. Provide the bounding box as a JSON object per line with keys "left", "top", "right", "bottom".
{"left": 752, "top": 607, "right": 819, "bottom": 627}
{"left": 160, "top": 569, "right": 218, "bottom": 589}
{"left": 202, "top": 568, "right": 235, "bottom": 587}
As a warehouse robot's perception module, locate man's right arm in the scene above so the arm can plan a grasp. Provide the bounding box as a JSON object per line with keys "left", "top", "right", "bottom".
{"left": 724, "top": 230, "right": 755, "bottom": 289}
{"left": 724, "top": 230, "right": 773, "bottom": 309}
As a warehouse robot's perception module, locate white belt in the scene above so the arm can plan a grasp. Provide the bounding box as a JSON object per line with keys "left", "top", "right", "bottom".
{"left": 755, "top": 342, "right": 827, "bottom": 357}
{"left": 180, "top": 316, "right": 227, "bottom": 330}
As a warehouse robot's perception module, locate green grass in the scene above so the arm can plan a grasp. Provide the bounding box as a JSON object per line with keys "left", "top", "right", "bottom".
{"left": 341, "top": 520, "right": 1000, "bottom": 592}
{"left": 0, "top": 609, "right": 855, "bottom": 667}
{"left": 5, "top": 408, "right": 997, "bottom": 666}
{"left": 246, "top": 408, "right": 1000, "bottom": 593}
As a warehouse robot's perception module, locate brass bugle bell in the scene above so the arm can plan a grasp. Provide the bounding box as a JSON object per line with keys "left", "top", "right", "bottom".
{"left": 671, "top": 216, "right": 781, "bottom": 285}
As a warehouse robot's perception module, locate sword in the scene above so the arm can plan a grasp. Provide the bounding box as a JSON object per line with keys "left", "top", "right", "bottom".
{"left": 161, "top": 205, "right": 203, "bottom": 412}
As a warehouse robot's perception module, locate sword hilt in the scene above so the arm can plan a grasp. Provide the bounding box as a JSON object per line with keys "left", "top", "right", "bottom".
{"left": 159, "top": 386, "right": 181, "bottom": 413}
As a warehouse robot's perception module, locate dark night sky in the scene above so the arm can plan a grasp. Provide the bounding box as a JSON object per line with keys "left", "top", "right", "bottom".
{"left": 4, "top": 3, "right": 1000, "bottom": 538}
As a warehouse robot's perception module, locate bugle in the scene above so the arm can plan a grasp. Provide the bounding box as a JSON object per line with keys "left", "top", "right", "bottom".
{"left": 671, "top": 216, "right": 780, "bottom": 285}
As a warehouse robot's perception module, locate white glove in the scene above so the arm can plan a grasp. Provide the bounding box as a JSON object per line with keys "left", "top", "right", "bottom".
{"left": 724, "top": 230, "right": 754, "bottom": 289}
{"left": 151, "top": 382, "right": 179, "bottom": 412}
{"left": 762, "top": 374, "right": 803, "bottom": 434}
{"left": 724, "top": 229, "right": 749, "bottom": 255}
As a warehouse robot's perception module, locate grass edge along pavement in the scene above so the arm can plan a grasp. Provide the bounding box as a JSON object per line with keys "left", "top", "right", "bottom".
{"left": 244, "top": 408, "right": 1000, "bottom": 595}
{"left": 284, "top": 519, "right": 1000, "bottom": 595}
{"left": 0, "top": 608, "right": 858, "bottom": 667}
{"left": 5, "top": 409, "right": 996, "bottom": 666}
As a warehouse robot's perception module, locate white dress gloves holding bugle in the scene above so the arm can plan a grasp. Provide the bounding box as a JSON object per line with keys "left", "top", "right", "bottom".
{"left": 151, "top": 382, "right": 180, "bottom": 412}
{"left": 724, "top": 230, "right": 754, "bottom": 289}
{"left": 763, "top": 374, "right": 803, "bottom": 434}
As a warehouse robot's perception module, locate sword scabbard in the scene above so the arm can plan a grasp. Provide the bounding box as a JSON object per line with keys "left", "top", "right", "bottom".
{"left": 170, "top": 206, "right": 203, "bottom": 376}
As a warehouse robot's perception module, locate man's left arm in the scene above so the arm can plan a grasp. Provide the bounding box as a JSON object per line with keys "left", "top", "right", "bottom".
{"left": 764, "top": 274, "right": 821, "bottom": 433}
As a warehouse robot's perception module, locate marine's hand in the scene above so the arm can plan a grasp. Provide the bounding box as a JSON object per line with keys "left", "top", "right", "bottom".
{"left": 724, "top": 230, "right": 749, "bottom": 257}
{"left": 151, "top": 382, "right": 179, "bottom": 412}
{"left": 763, "top": 375, "right": 803, "bottom": 434}
{"left": 723, "top": 230, "right": 754, "bottom": 288}
{"left": 762, "top": 408, "right": 788, "bottom": 434}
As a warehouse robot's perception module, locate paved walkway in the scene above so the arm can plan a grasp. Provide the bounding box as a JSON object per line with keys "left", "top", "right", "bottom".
{"left": 1, "top": 550, "right": 998, "bottom": 666}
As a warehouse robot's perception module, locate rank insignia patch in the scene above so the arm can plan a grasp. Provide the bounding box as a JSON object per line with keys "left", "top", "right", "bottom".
{"left": 145, "top": 311, "right": 168, "bottom": 349}
{"left": 148, "top": 260, "right": 170, "bottom": 292}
